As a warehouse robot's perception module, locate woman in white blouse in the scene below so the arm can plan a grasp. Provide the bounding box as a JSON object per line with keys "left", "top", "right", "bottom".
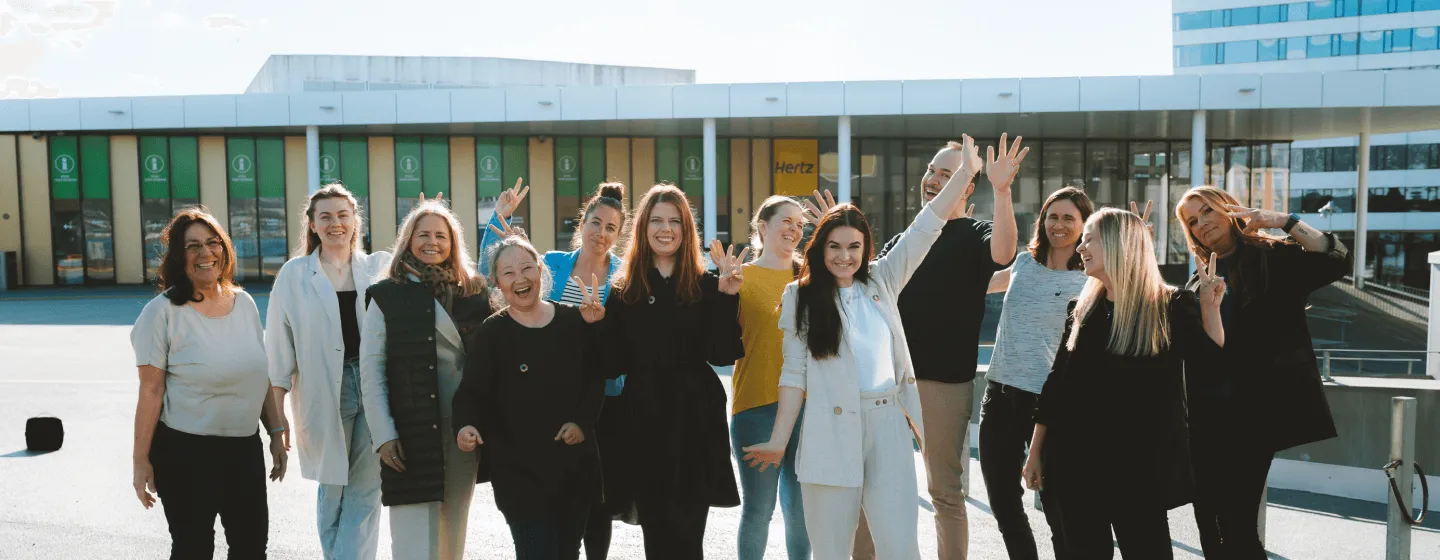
{"left": 266, "top": 184, "right": 391, "bottom": 559}
{"left": 130, "top": 208, "right": 287, "bottom": 559}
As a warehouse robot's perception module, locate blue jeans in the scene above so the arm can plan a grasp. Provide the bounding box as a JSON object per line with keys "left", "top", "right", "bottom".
{"left": 316, "top": 359, "right": 382, "bottom": 560}
{"left": 729, "top": 402, "right": 809, "bottom": 560}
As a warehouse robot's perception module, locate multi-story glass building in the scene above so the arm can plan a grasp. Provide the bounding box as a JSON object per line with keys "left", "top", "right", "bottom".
{"left": 1174, "top": 0, "right": 1440, "bottom": 288}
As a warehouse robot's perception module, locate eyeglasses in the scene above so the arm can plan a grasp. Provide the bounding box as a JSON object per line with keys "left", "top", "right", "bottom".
{"left": 184, "top": 240, "right": 224, "bottom": 254}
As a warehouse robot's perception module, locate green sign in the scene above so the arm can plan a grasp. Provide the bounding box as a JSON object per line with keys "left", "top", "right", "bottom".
{"left": 476, "top": 137, "right": 503, "bottom": 198}
{"left": 227, "top": 137, "right": 257, "bottom": 198}
{"left": 395, "top": 136, "right": 423, "bottom": 198}
{"left": 502, "top": 137, "right": 529, "bottom": 226}
{"left": 49, "top": 136, "right": 80, "bottom": 200}
{"left": 170, "top": 137, "right": 200, "bottom": 200}
{"left": 422, "top": 137, "right": 450, "bottom": 199}
{"left": 320, "top": 137, "right": 341, "bottom": 185}
{"left": 656, "top": 137, "right": 680, "bottom": 186}
{"left": 80, "top": 135, "right": 110, "bottom": 199}
{"left": 581, "top": 137, "right": 605, "bottom": 196}
{"left": 555, "top": 137, "right": 580, "bottom": 197}
{"left": 140, "top": 137, "right": 170, "bottom": 199}
{"left": 340, "top": 137, "right": 369, "bottom": 196}
{"left": 257, "top": 137, "right": 285, "bottom": 198}
{"left": 681, "top": 137, "right": 704, "bottom": 200}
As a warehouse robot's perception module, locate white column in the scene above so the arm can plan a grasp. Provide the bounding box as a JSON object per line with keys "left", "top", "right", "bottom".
{"left": 1189, "top": 110, "right": 1206, "bottom": 276}
{"left": 305, "top": 125, "right": 321, "bottom": 195}
{"left": 1355, "top": 108, "right": 1371, "bottom": 290}
{"left": 838, "top": 116, "right": 853, "bottom": 203}
{"left": 703, "top": 118, "right": 718, "bottom": 244}
{"left": 1427, "top": 251, "right": 1440, "bottom": 378}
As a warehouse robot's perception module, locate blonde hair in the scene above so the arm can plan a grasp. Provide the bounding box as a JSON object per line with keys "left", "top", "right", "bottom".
{"left": 297, "top": 183, "right": 364, "bottom": 257}
{"left": 1175, "top": 186, "right": 1283, "bottom": 268}
{"left": 1068, "top": 208, "right": 1172, "bottom": 357}
{"left": 385, "top": 199, "right": 486, "bottom": 297}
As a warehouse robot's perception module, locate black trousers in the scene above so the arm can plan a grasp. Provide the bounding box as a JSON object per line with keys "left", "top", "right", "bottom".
{"left": 635, "top": 497, "right": 708, "bottom": 560}
{"left": 1192, "top": 434, "right": 1274, "bottom": 560}
{"left": 1053, "top": 498, "right": 1173, "bottom": 560}
{"left": 150, "top": 422, "right": 268, "bottom": 560}
{"left": 505, "top": 505, "right": 590, "bottom": 560}
{"left": 978, "top": 382, "right": 1069, "bottom": 560}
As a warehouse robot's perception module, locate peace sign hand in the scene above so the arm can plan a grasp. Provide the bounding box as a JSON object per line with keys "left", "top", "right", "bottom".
{"left": 487, "top": 213, "right": 528, "bottom": 241}
{"left": 1129, "top": 200, "right": 1154, "bottom": 233}
{"left": 984, "top": 133, "right": 1029, "bottom": 192}
{"left": 495, "top": 178, "right": 530, "bottom": 220}
{"left": 1224, "top": 204, "right": 1288, "bottom": 234}
{"left": 1196, "top": 252, "right": 1226, "bottom": 311}
{"left": 710, "top": 239, "right": 750, "bottom": 295}
{"left": 802, "top": 189, "right": 836, "bottom": 221}
{"left": 575, "top": 273, "right": 606, "bottom": 324}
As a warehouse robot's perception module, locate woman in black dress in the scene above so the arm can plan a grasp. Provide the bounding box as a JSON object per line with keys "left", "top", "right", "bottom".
{"left": 1022, "top": 207, "right": 1226, "bottom": 559}
{"left": 454, "top": 235, "right": 607, "bottom": 560}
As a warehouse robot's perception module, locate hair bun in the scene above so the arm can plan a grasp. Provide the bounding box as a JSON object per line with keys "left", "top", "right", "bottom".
{"left": 597, "top": 182, "right": 625, "bottom": 202}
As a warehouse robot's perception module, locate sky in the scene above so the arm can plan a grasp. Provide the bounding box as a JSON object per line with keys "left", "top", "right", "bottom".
{"left": 0, "top": 0, "right": 1176, "bottom": 99}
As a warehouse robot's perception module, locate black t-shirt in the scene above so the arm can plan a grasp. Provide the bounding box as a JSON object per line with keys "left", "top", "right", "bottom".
{"left": 878, "top": 217, "right": 1009, "bottom": 384}
{"left": 338, "top": 291, "right": 360, "bottom": 361}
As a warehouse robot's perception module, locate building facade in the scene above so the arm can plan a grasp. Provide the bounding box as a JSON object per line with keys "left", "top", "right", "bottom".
{"left": 1173, "top": 0, "right": 1440, "bottom": 288}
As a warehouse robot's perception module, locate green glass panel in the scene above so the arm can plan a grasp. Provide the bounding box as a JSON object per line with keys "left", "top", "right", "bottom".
{"left": 475, "top": 137, "right": 503, "bottom": 198}
{"left": 49, "top": 136, "right": 80, "bottom": 200}
{"left": 555, "top": 137, "right": 580, "bottom": 197}
{"left": 395, "top": 136, "right": 423, "bottom": 198}
{"left": 502, "top": 137, "right": 529, "bottom": 227}
{"left": 717, "top": 140, "right": 730, "bottom": 196}
{"left": 422, "top": 137, "right": 450, "bottom": 198}
{"left": 169, "top": 137, "right": 200, "bottom": 199}
{"left": 656, "top": 137, "right": 680, "bottom": 186}
{"left": 139, "top": 137, "right": 170, "bottom": 199}
{"left": 580, "top": 137, "right": 606, "bottom": 195}
{"left": 256, "top": 137, "right": 286, "bottom": 198}
{"left": 227, "top": 137, "right": 258, "bottom": 198}
{"left": 79, "top": 136, "right": 110, "bottom": 199}
{"left": 320, "top": 137, "right": 342, "bottom": 185}
{"left": 340, "top": 137, "right": 369, "bottom": 195}
{"left": 680, "top": 137, "right": 704, "bottom": 200}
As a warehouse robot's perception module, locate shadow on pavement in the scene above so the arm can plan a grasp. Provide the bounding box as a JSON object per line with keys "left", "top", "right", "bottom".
{"left": 1, "top": 449, "right": 56, "bottom": 458}
{"left": 1267, "top": 487, "right": 1440, "bottom": 533}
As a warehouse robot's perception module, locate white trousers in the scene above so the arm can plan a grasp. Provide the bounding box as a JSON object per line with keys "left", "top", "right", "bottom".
{"left": 801, "top": 389, "right": 921, "bottom": 560}
{"left": 388, "top": 418, "right": 478, "bottom": 560}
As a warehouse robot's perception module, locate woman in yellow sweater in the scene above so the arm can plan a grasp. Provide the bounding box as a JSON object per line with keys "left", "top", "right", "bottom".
{"left": 731, "top": 195, "right": 811, "bottom": 560}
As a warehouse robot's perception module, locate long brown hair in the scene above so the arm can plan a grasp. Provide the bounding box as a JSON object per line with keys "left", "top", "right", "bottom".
{"left": 157, "top": 208, "right": 238, "bottom": 306}
{"left": 571, "top": 182, "right": 628, "bottom": 251}
{"left": 1027, "top": 186, "right": 1094, "bottom": 271}
{"left": 795, "top": 204, "right": 873, "bottom": 359}
{"left": 615, "top": 184, "right": 706, "bottom": 305}
{"left": 297, "top": 182, "right": 364, "bottom": 257}
{"left": 384, "top": 199, "right": 486, "bottom": 297}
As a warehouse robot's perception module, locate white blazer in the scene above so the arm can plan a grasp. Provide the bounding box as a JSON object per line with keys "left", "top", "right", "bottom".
{"left": 777, "top": 203, "right": 947, "bottom": 489}
{"left": 265, "top": 249, "right": 393, "bottom": 485}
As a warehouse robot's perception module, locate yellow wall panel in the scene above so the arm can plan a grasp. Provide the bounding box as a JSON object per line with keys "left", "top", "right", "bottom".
{"left": 630, "top": 138, "right": 655, "bottom": 204}
{"left": 284, "top": 137, "right": 308, "bottom": 257}
{"left": 751, "top": 139, "right": 773, "bottom": 215}
{"left": 527, "top": 137, "right": 555, "bottom": 253}
{"left": 0, "top": 136, "right": 22, "bottom": 282}
{"left": 449, "top": 137, "right": 479, "bottom": 260}
{"left": 110, "top": 136, "right": 144, "bottom": 284}
{"left": 369, "top": 137, "right": 397, "bottom": 253}
{"left": 198, "top": 136, "right": 228, "bottom": 227}
{"left": 729, "top": 139, "right": 753, "bottom": 248}
{"left": 604, "top": 138, "right": 631, "bottom": 208}
{"left": 18, "top": 135, "right": 51, "bottom": 286}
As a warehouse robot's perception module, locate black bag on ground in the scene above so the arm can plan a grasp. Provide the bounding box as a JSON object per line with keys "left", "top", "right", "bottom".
{"left": 25, "top": 417, "right": 63, "bottom": 451}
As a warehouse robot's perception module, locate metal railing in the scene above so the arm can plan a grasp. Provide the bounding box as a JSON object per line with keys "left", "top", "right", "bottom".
{"left": 1317, "top": 349, "right": 1429, "bottom": 381}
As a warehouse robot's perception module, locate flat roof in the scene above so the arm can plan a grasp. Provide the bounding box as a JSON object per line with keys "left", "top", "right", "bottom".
{"left": 3, "top": 69, "right": 1439, "bottom": 141}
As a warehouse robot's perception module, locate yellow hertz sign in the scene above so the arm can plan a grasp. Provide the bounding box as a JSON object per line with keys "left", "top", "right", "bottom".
{"left": 774, "top": 139, "right": 818, "bottom": 196}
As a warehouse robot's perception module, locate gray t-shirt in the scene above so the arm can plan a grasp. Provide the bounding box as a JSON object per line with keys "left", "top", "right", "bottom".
{"left": 986, "top": 252, "right": 1089, "bottom": 394}
{"left": 130, "top": 290, "right": 269, "bottom": 437}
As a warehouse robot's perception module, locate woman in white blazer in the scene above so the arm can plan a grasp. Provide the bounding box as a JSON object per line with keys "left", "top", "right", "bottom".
{"left": 266, "top": 184, "right": 392, "bottom": 560}
{"left": 744, "top": 134, "right": 1022, "bottom": 560}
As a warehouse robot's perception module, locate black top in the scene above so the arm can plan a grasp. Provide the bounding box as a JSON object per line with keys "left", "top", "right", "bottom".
{"left": 878, "top": 217, "right": 1010, "bottom": 384}
{"left": 1033, "top": 291, "right": 1221, "bottom": 511}
{"left": 452, "top": 304, "right": 605, "bottom": 517}
{"left": 598, "top": 269, "right": 743, "bottom": 510}
{"left": 338, "top": 291, "right": 360, "bottom": 361}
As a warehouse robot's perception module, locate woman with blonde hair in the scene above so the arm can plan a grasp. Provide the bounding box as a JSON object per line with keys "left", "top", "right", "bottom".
{"left": 359, "top": 194, "right": 491, "bottom": 560}
{"left": 265, "top": 183, "right": 391, "bottom": 559}
{"left": 1022, "top": 208, "right": 1226, "bottom": 558}
{"left": 1175, "top": 186, "right": 1348, "bottom": 559}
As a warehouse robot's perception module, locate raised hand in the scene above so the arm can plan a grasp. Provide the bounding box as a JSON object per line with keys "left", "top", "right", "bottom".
{"left": 268, "top": 435, "right": 288, "bottom": 482}
{"left": 378, "top": 439, "right": 406, "bottom": 473}
{"left": 555, "top": 423, "right": 585, "bottom": 445}
{"left": 1225, "top": 204, "right": 1288, "bottom": 234}
{"left": 984, "top": 133, "right": 1029, "bottom": 192}
{"left": 1196, "top": 252, "right": 1226, "bottom": 310}
{"left": 457, "top": 425, "right": 483, "bottom": 452}
{"left": 956, "top": 134, "right": 984, "bottom": 182}
{"left": 487, "top": 213, "right": 528, "bottom": 241}
{"left": 1130, "top": 200, "right": 1154, "bottom": 232}
{"left": 741, "top": 440, "right": 785, "bottom": 472}
{"left": 710, "top": 240, "right": 749, "bottom": 295}
{"left": 495, "top": 178, "right": 530, "bottom": 220}
{"left": 575, "top": 273, "right": 606, "bottom": 323}
{"left": 802, "top": 189, "right": 836, "bottom": 222}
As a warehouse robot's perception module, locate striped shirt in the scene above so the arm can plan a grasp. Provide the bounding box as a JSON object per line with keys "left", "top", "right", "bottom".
{"left": 558, "top": 276, "right": 586, "bottom": 306}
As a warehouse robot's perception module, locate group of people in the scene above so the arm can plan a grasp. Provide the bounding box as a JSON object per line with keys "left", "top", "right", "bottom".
{"left": 129, "top": 132, "right": 1345, "bottom": 560}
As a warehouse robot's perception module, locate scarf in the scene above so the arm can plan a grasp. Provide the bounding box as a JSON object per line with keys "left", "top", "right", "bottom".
{"left": 400, "top": 250, "right": 460, "bottom": 314}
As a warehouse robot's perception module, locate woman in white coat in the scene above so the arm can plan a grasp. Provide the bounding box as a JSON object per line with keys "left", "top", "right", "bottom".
{"left": 744, "top": 135, "right": 1022, "bottom": 559}
{"left": 266, "top": 184, "right": 392, "bottom": 559}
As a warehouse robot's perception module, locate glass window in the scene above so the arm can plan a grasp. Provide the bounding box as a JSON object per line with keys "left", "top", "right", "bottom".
{"left": 1177, "top": 11, "right": 1218, "bottom": 30}
{"left": 904, "top": 141, "right": 943, "bottom": 225}
{"left": 1340, "top": 0, "right": 1360, "bottom": 16}
{"left": 1168, "top": 142, "right": 1193, "bottom": 265}
{"left": 1291, "top": 2, "right": 1311, "bottom": 20}
{"left": 1260, "top": 4, "right": 1285, "bottom": 22}
{"left": 1041, "top": 141, "right": 1085, "bottom": 195}
{"left": 226, "top": 137, "right": 260, "bottom": 282}
{"left": 1231, "top": 6, "right": 1261, "bottom": 25}
{"left": 554, "top": 137, "right": 582, "bottom": 250}
{"left": 1225, "top": 40, "right": 1260, "bottom": 63}
{"left": 139, "top": 137, "right": 171, "bottom": 283}
{"left": 1086, "top": 142, "right": 1125, "bottom": 209}
{"left": 1397, "top": 0, "right": 1415, "bottom": 12}
{"left": 1372, "top": 145, "right": 1408, "bottom": 170}
{"left": 1338, "top": 33, "right": 1359, "bottom": 55}
{"left": 1330, "top": 146, "right": 1358, "bottom": 171}
{"left": 1393, "top": 28, "right": 1414, "bottom": 51}
{"left": 1177, "top": 45, "right": 1211, "bottom": 66}
{"left": 1303, "top": 147, "right": 1328, "bottom": 172}
{"left": 1309, "top": 0, "right": 1336, "bottom": 19}
{"left": 1361, "top": 0, "right": 1388, "bottom": 14}
{"left": 1202, "top": 43, "right": 1220, "bottom": 65}
{"left": 1361, "top": 31, "right": 1385, "bottom": 54}
{"left": 1309, "top": 34, "right": 1334, "bottom": 58}
{"left": 859, "top": 139, "right": 908, "bottom": 244}
{"left": 1129, "top": 142, "right": 1169, "bottom": 262}
{"left": 1287, "top": 36, "right": 1310, "bottom": 59}
{"left": 1410, "top": 144, "right": 1435, "bottom": 170}
{"left": 257, "top": 137, "right": 287, "bottom": 281}
{"left": 1259, "top": 39, "right": 1285, "bottom": 61}
{"left": 1418, "top": 0, "right": 1440, "bottom": 10}
{"left": 79, "top": 135, "right": 114, "bottom": 284}
{"left": 1415, "top": 27, "right": 1439, "bottom": 51}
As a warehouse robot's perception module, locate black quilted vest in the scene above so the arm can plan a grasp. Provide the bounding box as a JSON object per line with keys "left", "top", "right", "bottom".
{"left": 367, "top": 279, "right": 490, "bottom": 506}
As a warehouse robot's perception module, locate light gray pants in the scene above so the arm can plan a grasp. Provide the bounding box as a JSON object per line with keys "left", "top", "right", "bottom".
{"left": 387, "top": 415, "right": 478, "bottom": 560}
{"left": 802, "top": 388, "right": 921, "bottom": 560}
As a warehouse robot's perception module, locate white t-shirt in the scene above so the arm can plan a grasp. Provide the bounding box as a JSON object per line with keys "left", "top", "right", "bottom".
{"left": 838, "top": 285, "right": 897, "bottom": 393}
{"left": 987, "top": 251, "right": 1089, "bottom": 394}
{"left": 130, "top": 290, "right": 270, "bottom": 437}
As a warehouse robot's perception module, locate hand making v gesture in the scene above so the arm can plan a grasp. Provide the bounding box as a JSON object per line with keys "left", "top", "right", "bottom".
{"left": 495, "top": 178, "right": 529, "bottom": 220}
{"left": 1196, "top": 251, "right": 1226, "bottom": 311}
{"left": 574, "top": 273, "right": 606, "bottom": 324}
{"left": 1130, "top": 200, "right": 1154, "bottom": 232}
{"left": 710, "top": 239, "right": 750, "bottom": 295}
{"left": 487, "top": 212, "right": 528, "bottom": 241}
